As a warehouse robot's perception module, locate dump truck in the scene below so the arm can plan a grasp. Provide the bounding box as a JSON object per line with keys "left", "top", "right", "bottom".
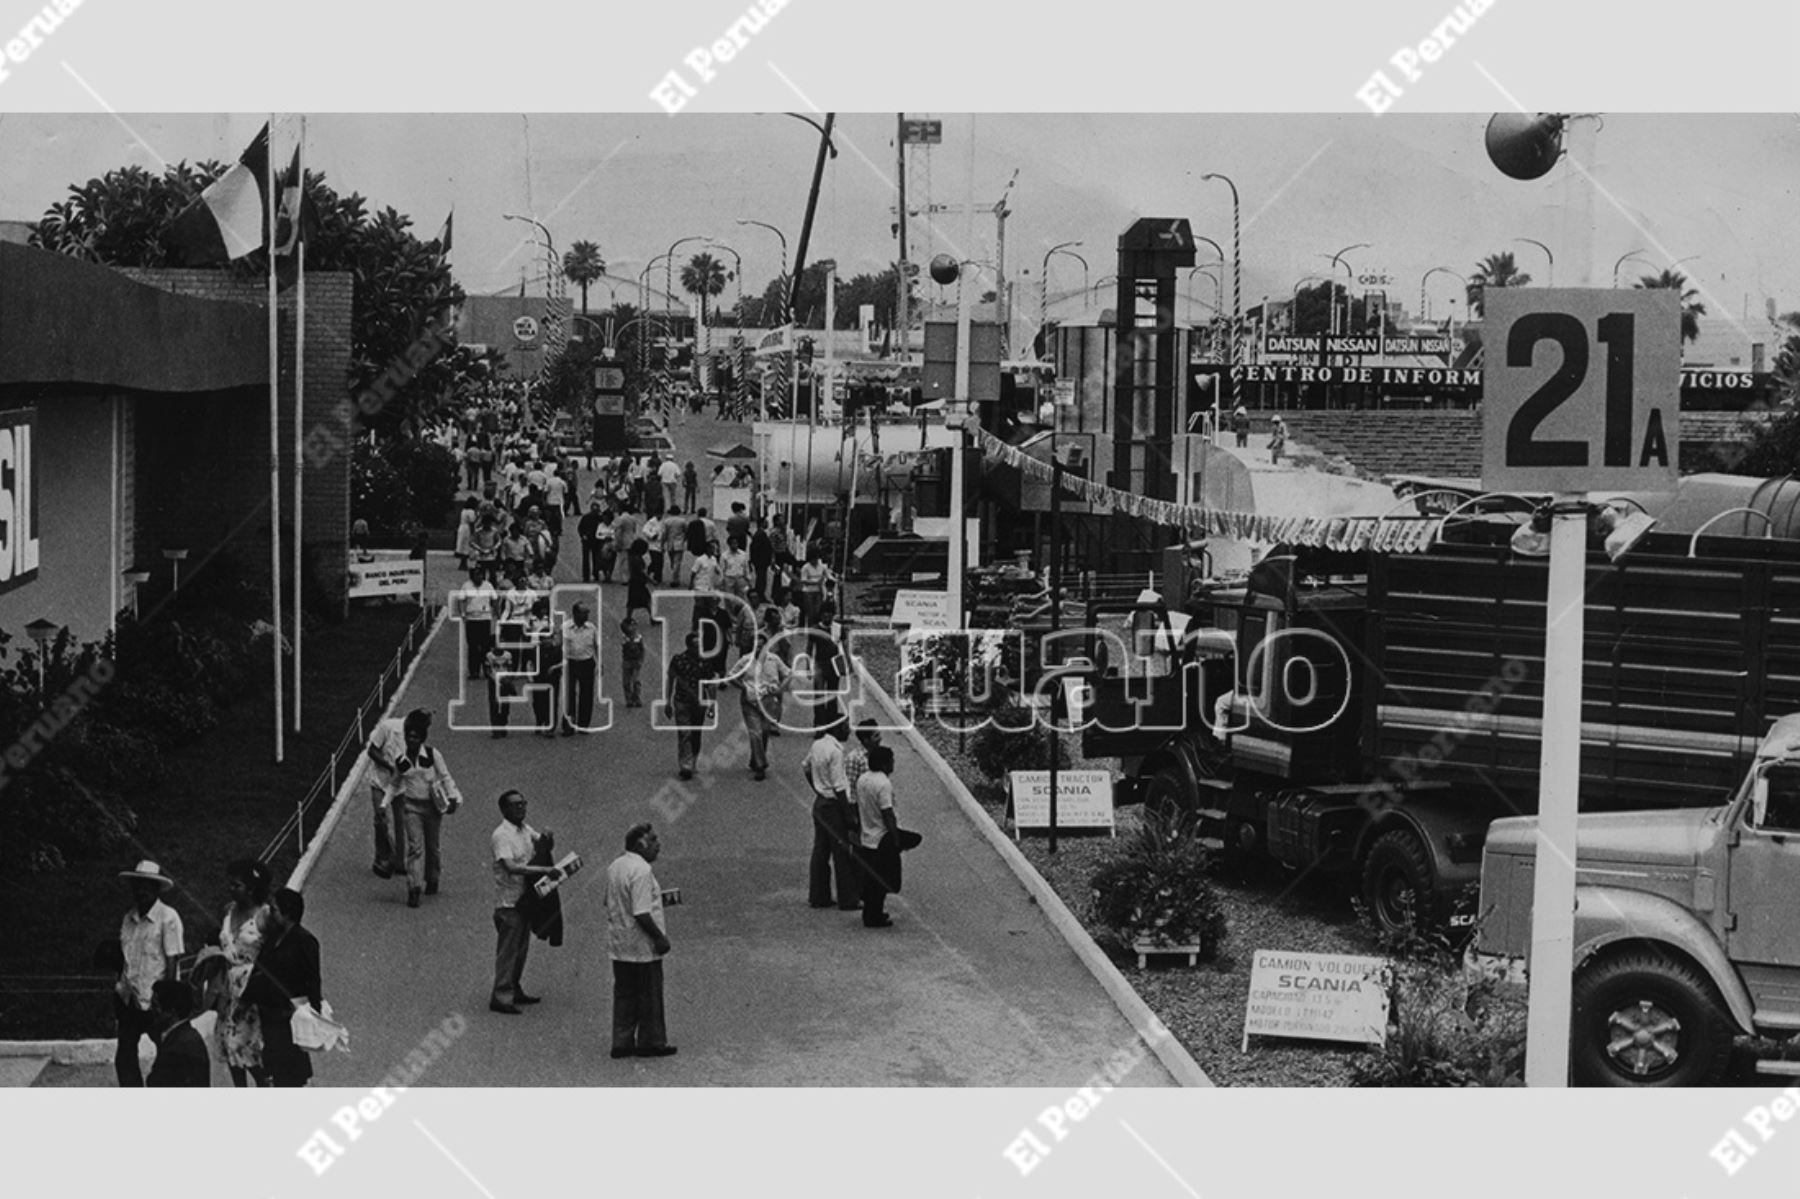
{"left": 1475, "top": 715, "right": 1800, "bottom": 1086}
{"left": 1076, "top": 516, "right": 1800, "bottom": 938}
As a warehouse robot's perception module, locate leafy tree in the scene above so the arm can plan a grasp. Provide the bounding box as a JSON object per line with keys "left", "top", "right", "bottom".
{"left": 1466, "top": 251, "right": 1531, "bottom": 318}
{"left": 562, "top": 239, "right": 606, "bottom": 315}
{"left": 29, "top": 161, "right": 465, "bottom": 438}
{"left": 739, "top": 261, "right": 914, "bottom": 331}
{"left": 1634, "top": 268, "right": 1707, "bottom": 344}
{"left": 680, "top": 251, "right": 731, "bottom": 326}
{"left": 1288, "top": 281, "right": 1381, "bottom": 336}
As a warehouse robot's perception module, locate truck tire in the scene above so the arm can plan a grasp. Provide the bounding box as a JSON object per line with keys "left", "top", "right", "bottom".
{"left": 1142, "top": 765, "right": 1190, "bottom": 824}
{"left": 1361, "top": 829, "right": 1439, "bottom": 937}
{"left": 1570, "top": 950, "right": 1733, "bottom": 1087}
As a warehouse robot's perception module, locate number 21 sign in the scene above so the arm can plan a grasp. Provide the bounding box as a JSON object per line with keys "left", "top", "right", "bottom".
{"left": 1482, "top": 288, "right": 1681, "bottom": 493}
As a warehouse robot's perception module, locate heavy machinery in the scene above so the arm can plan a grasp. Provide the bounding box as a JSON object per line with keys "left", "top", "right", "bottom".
{"left": 1075, "top": 511, "right": 1800, "bottom": 938}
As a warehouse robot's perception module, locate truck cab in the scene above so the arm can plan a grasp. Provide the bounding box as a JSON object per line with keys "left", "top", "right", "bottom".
{"left": 1476, "top": 713, "right": 1800, "bottom": 1085}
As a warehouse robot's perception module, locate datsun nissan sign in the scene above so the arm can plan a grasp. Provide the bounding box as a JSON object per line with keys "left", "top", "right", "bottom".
{"left": 0, "top": 409, "right": 41, "bottom": 594}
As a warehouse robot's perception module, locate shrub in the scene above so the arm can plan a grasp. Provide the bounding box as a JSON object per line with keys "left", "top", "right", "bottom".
{"left": 969, "top": 702, "right": 1071, "bottom": 802}
{"left": 352, "top": 437, "right": 415, "bottom": 539}
{"left": 67, "top": 722, "right": 165, "bottom": 794}
{"left": 101, "top": 679, "right": 220, "bottom": 746}
{"left": 1347, "top": 914, "right": 1528, "bottom": 1087}
{"left": 1089, "top": 805, "right": 1226, "bottom": 953}
{"left": 384, "top": 436, "right": 461, "bottom": 528}
{"left": 0, "top": 765, "right": 139, "bottom": 874}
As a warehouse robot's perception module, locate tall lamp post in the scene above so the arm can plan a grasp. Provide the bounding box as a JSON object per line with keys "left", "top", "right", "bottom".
{"left": 1051, "top": 248, "right": 1090, "bottom": 314}
{"left": 25, "top": 618, "right": 59, "bottom": 696}
{"left": 1420, "top": 266, "right": 1468, "bottom": 323}
{"left": 1199, "top": 174, "right": 1241, "bottom": 404}
{"left": 1038, "top": 397, "right": 1067, "bottom": 853}
{"left": 1611, "top": 249, "right": 1651, "bottom": 289}
{"left": 736, "top": 219, "right": 790, "bottom": 325}
{"left": 1516, "top": 237, "right": 1555, "bottom": 287}
{"left": 1039, "top": 241, "right": 1083, "bottom": 361}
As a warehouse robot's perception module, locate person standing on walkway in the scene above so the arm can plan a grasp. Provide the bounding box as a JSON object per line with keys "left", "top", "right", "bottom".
{"left": 459, "top": 567, "right": 497, "bottom": 682}
{"left": 796, "top": 546, "right": 831, "bottom": 631}
{"left": 804, "top": 720, "right": 860, "bottom": 911}
{"left": 484, "top": 643, "right": 517, "bottom": 738}
{"left": 619, "top": 615, "right": 647, "bottom": 708}
{"left": 577, "top": 504, "right": 603, "bottom": 584}
{"left": 659, "top": 454, "right": 683, "bottom": 514}
{"left": 682, "top": 460, "right": 698, "bottom": 513}
{"left": 364, "top": 708, "right": 431, "bottom": 878}
{"left": 855, "top": 746, "right": 901, "bottom": 928}
{"left": 605, "top": 823, "right": 675, "bottom": 1059}
{"left": 844, "top": 720, "right": 882, "bottom": 795}
{"left": 1231, "top": 403, "right": 1250, "bottom": 448}
{"left": 667, "top": 632, "right": 710, "bottom": 780}
{"left": 562, "top": 602, "right": 599, "bottom": 735}
{"left": 1269, "top": 414, "right": 1287, "bottom": 466}
{"left": 642, "top": 513, "right": 665, "bottom": 586}
{"left": 489, "top": 790, "right": 564, "bottom": 1014}
{"left": 661, "top": 506, "right": 687, "bottom": 590}
{"left": 624, "top": 538, "right": 655, "bottom": 627}
{"left": 217, "top": 859, "right": 272, "bottom": 1087}
{"left": 240, "top": 888, "right": 321, "bottom": 1088}
{"left": 113, "top": 860, "right": 185, "bottom": 1087}
{"left": 749, "top": 519, "right": 773, "bottom": 602}
{"left": 383, "top": 712, "right": 464, "bottom": 908}
{"left": 737, "top": 615, "right": 790, "bottom": 782}
{"left": 614, "top": 506, "right": 642, "bottom": 579}
{"left": 145, "top": 979, "right": 210, "bottom": 1087}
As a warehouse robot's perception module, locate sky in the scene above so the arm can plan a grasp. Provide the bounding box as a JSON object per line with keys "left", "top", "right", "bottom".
{"left": 4, "top": 112, "right": 1797, "bottom": 342}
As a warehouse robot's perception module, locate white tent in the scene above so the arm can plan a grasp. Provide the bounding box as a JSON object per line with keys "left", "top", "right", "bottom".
{"left": 753, "top": 419, "right": 961, "bottom": 505}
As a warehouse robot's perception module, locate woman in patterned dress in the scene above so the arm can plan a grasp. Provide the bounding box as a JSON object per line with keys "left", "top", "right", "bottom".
{"left": 219, "top": 859, "right": 273, "bottom": 1087}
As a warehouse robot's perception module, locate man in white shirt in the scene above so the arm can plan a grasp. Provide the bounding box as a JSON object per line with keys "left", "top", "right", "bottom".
{"left": 736, "top": 617, "right": 791, "bottom": 782}
{"left": 605, "top": 823, "right": 674, "bottom": 1058}
{"left": 803, "top": 720, "right": 860, "bottom": 910}
{"left": 363, "top": 707, "right": 432, "bottom": 878}
{"left": 114, "top": 860, "right": 185, "bottom": 1086}
{"left": 489, "top": 791, "right": 563, "bottom": 1014}
{"left": 658, "top": 455, "right": 683, "bottom": 514}
{"left": 854, "top": 746, "right": 900, "bottom": 928}
{"left": 561, "top": 602, "right": 600, "bottom": 734}
{"left": 381, "top": 711, "right": 463, "bottom": 908}
{"left": 459, "top": 567, "right": 498, "bottom": 681}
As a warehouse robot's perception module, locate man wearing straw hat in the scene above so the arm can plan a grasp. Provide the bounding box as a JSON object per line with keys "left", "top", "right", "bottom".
{"left": 114, "top": 860, "right": 185, "bottom": 1087}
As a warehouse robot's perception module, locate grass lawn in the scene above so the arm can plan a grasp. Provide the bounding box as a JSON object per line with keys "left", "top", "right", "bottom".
{"left": 0, "top": 603, "right": 426, "bottom": 1041}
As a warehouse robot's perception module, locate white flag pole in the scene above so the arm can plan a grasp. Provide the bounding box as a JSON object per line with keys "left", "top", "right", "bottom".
{"left": 293, "top": 114, "right": 306, "bottom": 733}
{"left": 268, "top": 115, "right": 286, "bottom": 763}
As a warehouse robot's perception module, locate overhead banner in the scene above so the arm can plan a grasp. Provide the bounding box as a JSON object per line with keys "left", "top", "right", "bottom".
{"left": 1263, "top": 335, "right": 1458, "bottom": 356}
{"left": 1203, "top": 364, "right": 1765, "bottom": 393}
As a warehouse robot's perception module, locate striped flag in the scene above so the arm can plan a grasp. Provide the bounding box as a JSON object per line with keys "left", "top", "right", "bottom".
{"left": 169, "top": 122, "right": 271, "bottom": 265}
{"left": 434, "top": 211, "right": 453, "bottom": 254}
{"left": 271, "top": 147, "right": 317, "bottom": 257}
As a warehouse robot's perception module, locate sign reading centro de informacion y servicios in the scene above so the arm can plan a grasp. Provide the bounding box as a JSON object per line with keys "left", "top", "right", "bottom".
{"left": 1242, "top": 950, "right": 1390, "bottom": 1050}
{"left": 0, "top": 408, "right": 41, "bottom": 596}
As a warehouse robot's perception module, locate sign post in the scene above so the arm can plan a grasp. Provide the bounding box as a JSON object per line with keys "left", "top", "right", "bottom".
{"left": 1483, "top": 285, "right": 1680, "bottom": 1087}
{"left": 592, "top": 361, "right": 628, "bottom": 456}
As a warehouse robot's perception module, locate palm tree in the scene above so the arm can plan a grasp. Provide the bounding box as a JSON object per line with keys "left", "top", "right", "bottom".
{"left": 679, "top": 251, "right": 731, "bottom": 327}
{"left": 1466, "top": 251, "right": 1531, "bottom": 318}
{"left": 1634, "top": 269, "right": 1707, "bottom": 344}
{"left": 562, "top": 239, "right": 606, "bottom": 315}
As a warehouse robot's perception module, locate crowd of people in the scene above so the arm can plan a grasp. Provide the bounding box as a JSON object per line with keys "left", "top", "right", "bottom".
{"left": 108, "top": 859, "right": 328, "bottom": 1087}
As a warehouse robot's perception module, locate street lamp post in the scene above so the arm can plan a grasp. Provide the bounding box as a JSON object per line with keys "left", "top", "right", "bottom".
{"left": 1611, "top": 249, "right": 1651, "bottom": 289}
{"left": 25, "top": 618, "right": 60, "bottom": 696}
{"left": 736, "top": 219, "right": 790, "bottom": 326}
{"left": 1421, "top": 266, "right": 1468, "bottom": 323}
{"left": 1188, "top": 266, "right": 1223, "bottom": 347}
{"left": 1200, "top": 174, "right": 1241, "bottom": 404}
{"left": 1516, "top": 237, "right": 1555, "bottom": 287}
{"left": 1039, "top": 241, "right": 1083, "bottom": 361}
{"left": 1050, "top": 248, "right": 1090, "bottom": 315}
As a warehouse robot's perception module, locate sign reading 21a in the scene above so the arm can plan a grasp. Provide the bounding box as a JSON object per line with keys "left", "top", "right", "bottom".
{"left": 1482, "top": 288, "right": 1681, "bottom": 493}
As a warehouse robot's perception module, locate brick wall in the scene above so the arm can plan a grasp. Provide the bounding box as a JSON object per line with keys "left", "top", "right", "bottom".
{"left": 118, "top": 269, "right": 353, "bottom": 611}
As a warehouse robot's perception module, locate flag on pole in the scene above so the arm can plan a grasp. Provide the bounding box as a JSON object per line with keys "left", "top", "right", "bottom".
{"left": 435, "top": 211, "right": 453, "bottom": 254}
{"left": 169, "top": 122, "right": 272, "bottom": 264}
{"left": 272, "top": 147, "right": 317, "bottom": 257}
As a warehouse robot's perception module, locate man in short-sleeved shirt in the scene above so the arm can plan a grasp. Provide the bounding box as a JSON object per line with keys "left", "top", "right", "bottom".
{"left": 804, "top": 722, "right": 860, "bottom": 910}
{"left": 490, "top": 791, "right": 560, "bottom": 1012}
{"left": 605, "top": 824, "right": 673, "bottom": 1057}
{"left": 115, "top": 861, "right": 185, "bottom": 1086}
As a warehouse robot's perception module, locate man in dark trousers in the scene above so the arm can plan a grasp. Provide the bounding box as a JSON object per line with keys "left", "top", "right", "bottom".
{"left": 146, "top": 979, "right": 210, "bottom": 1087}
{"left": 242, "top": 887, "right": 323, "bottom": 1087}
{"left": 748, "top": 518, "right": 774, "bottom": 602}
{"left": 605, "top": 823, "right": 674, "bottom": 1058}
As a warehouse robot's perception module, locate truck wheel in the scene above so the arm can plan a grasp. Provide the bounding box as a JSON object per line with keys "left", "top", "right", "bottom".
{"left": 1361, "top": 829, "right": 1438, "bottom": 937}
{"left": 1142, "top": 765, "right": 1189, "bottom": 824}
{"left": 1571, "top": 950, "right": 1733, "bottom": 1087}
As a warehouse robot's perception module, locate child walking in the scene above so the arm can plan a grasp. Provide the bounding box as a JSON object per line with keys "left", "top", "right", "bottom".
{"left": 620, "top": 616, "right": 646, "bottom": 708}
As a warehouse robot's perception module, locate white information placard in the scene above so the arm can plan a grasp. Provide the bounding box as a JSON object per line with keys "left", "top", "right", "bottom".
{"left": 348, "top": 559, "right": 424, "bottom": 600}
{"left": 1009, "top": 770, "right": 1114, "bottom": 835}
{"left": 891, "top": 589, "right": 951, "bottom": 629}
{"left": 1242, "top": 949, "right": 1390, "bottom": 1050}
